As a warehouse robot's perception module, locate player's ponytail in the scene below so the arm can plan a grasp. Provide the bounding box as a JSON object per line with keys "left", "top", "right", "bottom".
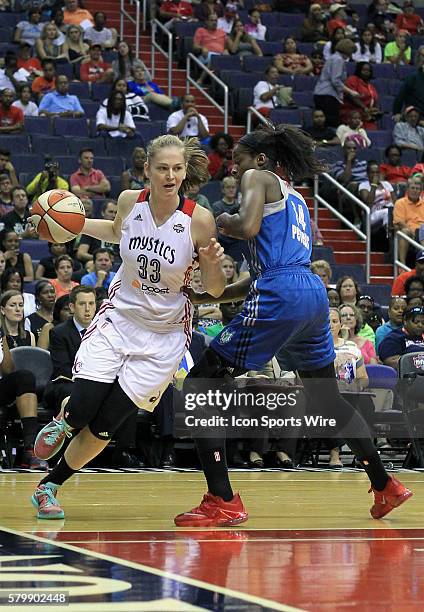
{"left": 181, "top": 137, "right": 209, "bottom": 193}
{"left": 239, "top": 123, "right": 327, "bottom": 180}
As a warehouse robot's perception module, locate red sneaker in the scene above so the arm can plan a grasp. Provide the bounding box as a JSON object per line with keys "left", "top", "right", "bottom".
{"left": 369, "top": 476, "right": 413, "bottom": 519}
{"left": 174, "top": 492, "right": 248, "bottom": 527}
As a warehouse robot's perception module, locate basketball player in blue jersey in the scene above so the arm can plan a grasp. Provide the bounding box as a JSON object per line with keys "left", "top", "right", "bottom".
{"left": 174, "top": 124, "right": 413, "bottom": 527}
{"left": 30, "top": 135, "right": 227, "bottom": 520}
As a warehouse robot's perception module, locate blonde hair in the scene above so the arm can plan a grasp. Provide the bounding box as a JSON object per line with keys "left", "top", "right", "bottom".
{"left": 0, "top": 289, "right": 26, "bottom": 339}
{"left": 311, "top": 259, "right": 332, "bottom": 278}
{"left": 41, "top": 22, "right": 59, "bottom": 39}
{"left": 147, "top": 135, "right": 209, "bottom": 193}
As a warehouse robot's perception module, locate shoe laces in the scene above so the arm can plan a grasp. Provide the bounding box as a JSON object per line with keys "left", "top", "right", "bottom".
{"left": 196, "top": 493, "right": 217, "bottom": 514}
{"left": 45, "top": 418, "right": 72, "bottom": 446}
{"left": 36, "top": 486, "right": 59, "bottom": 509}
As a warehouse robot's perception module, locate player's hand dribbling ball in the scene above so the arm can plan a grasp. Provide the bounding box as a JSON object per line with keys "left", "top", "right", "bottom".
{"left": 30, "top": 189, "right": 85, "bottom": 243}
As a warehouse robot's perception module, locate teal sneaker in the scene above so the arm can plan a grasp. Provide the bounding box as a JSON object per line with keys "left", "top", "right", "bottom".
{"left": 31, "top": 483, "right": 64, "bottom": 520}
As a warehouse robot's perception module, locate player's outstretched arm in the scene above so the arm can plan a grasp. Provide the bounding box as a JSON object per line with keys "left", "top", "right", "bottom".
{"left": 184, "top": 274, "right": 251, "bottom": 305}
{"left": 216, "top": 169, "right": 265, "bottom": 240}
{"left": 192, "top": 207, "right": 227, "bottom": 298}
{"left": 81, "top": 190, "right": 139, "bottom": 243}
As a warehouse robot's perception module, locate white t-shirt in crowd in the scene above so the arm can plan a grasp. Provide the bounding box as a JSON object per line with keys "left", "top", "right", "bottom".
{"left": 84, "top": 27, "right": 114, "bottom": 46}
{"left": 96, "top": 106, "right": 136, "bottom": 137}
{"left": 253, "top": 80, "right": 277, "bottom": 109}
{"left": 166, "top": 109, "right": 209, "bottom": 138}
{"left": 0, "top": 68, "right": 30, "bottom": 92}
{"left": 12, "top": 100, "right": 39, "bottom": 117}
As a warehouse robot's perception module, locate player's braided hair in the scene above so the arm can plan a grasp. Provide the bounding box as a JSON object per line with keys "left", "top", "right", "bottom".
{"left": 147, "top": 135, "right": 209, "bottom": 193}
{"left": 238, "top": 123, "right": 327, "bottom": 180}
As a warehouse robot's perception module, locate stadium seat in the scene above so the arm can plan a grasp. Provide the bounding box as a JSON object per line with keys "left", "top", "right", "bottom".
{"left": 266, "top": 27, "right": 292, "bottom": 41}
{"left": 356, "top": 148, "right": 383, "bottom": 163}
{"left": 21, "top": 240, "right": 50, "bottom": 260}
{"left": 293, "top": 91, "right": 314, "bottom": 108}
{"left": 66, "top": 137, "right": 107, "bottom": 157}
{"left": 54, "top": 156, "right": 79, "bottom": 176}
{"left": 105, "top": 136, "right": 144, "bottom": 160}
{"left": 0, "top": 13, "right": 20, "bottom": 27}
{"left": 0, "top": 43, "right": 18, "bottom": 55}
{"left": 10, "top": 347, "right": 53, "bottom": 399}
{"left": 54, "top": 118, "right": 89, "bottom": 137}
{"left": 200, "top": 181, "right": 222, "bottom": 203}
{"left": 174, "top": 22, "right": 198, "bottom": 38}
{"left": 91, "top": 83, "right": 112, "bottom": 101}
{"left": 257, "top": 41, "right": 281, "bottom": 56}
{"left": 372, "top": 64, "right": 396, "bottom": 79}
{"left": 0, "top": 27, "right": 13, "bottom": 42}
{"left": 280, "top": 13, "right": 304, "bottom": 27}
{"left": 92, "top": 156, "right": 125, "bottom": 176}
{"left": 260, "top": 12, "right": 283, "bottom": 26}
{"left": 79, "top": 99, "right": 100, "bottom": 119}
{"left": 315, "top": 147, "right": 344, "bottom": 165}
{"left": 136, "top": 122, "right": 165, "bottom": 145}
{"left": 13, "top": 154, "right": 42, "bottom": 175}
{"left": 0, "top": 134, "right": 30, "bottom": 154}
{"left": 269, "top": 108, "right": 302, "bottom": 125}
{"left": 211, "top": 55, "right": 242, "bottom": 72}
{"left": 243, "top": 56, "right": 271, "bottom": 72}
{"left": 401, "top": 149, "right": 421, "bottom": 165}
{"left": 108, "top": 176, "right": 122, "bottom": 199}
{"left": 380, "top": 95, "right": 395, "bottom": 114}
{"left": 25, "top": 116, "right": 53, "bottom": 135}
{"left": 68, "top": 82, "right": 90, "bottom": 99}
{"left": 147, "top": 104, "right": 170, "bottom": 122}
{"left": 56, "top": 63, "right": 73, "bottom": 79}
{"left": 31, "top": 135, "right": 68, "bottom": 156}
{"left": 331, "top": 264, "right": 366, "bottom": 284}
{"left": 311, "top": 246, "right": 336, "bottom": 265}
{"left": 368, "top": 130, "right": 391, "bottom": 148}
{"left": 293, "top": 74, "right": 318, "bottom": 90}
{"left": 360, "top": 283, "right": 392, "bottom": 307}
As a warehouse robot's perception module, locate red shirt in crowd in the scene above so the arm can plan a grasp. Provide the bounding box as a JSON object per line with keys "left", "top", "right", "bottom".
{"left": 70, "top": 167, "right": 108, "bottom": 198}
{"left": 193, "top": 27, "right": 227, "bottom": 54}
{"left": 32, "top": 77, "right": 55, "bottom": 95}
{"left": 160, "top": 1, "right": 193, "bottom": 17}
{"left": 327, "top": 18, "right": 347, "bottom": 36}
{"left": 380, "top": 163, "right": 412, "bottom": 184}
{"left": 0, "top": 104, "right": 24, "bottom": 127}
{"left": 17, "top": 57, "right": 42, "bottom": 75}
{"left": 392, "top": 269, "right": 418, "bottom": 295}
{"left": 80, "top": 60, "right": 111, "bottom": 83}
{"left": 207, "top": 151, "right": 233, "bottom": 179}
{"left": 395, "top": 13, "right": 423, "bottom": 35}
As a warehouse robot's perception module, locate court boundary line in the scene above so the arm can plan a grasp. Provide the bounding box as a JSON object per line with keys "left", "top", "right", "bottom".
{"left": 66, "top": 536, "right": 424, "bottom": 544}
{"left": 1, "top": 526, "right": 303, "bottom": 612}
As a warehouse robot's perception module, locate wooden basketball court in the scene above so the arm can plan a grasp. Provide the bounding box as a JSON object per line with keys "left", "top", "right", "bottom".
{"left": 0, "top": 469, "right": 422, "bottom": 610}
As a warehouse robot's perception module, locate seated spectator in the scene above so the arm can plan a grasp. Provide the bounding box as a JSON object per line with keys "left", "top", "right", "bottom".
{"left": 405, "top": 274, "right": 424, "bottom": 300}
{"left": 12, "top": 83, "right": 39, "bottom": 117}
{"left": 336, "top": 111, "right": 371, "bottom": 148}
{"left": 217, "top": 3, "right": 237, "bottom": 34}
{"left": 50, "top": 254, "right": 79, "bottom": 298}
{"left": 39, "top": 75, "right": 85, "bottom": 117}
{"left": 253, "top": 65, "right": 294, "bottom": 118}
{"left": 332, "top": 141, "right": 368, "bottom": 188}
{"left": 1, "top": 267, "right": 36, "bottom": 317}
{"left": 127, "top": 66, "right": 174, "bottom": 110}
{"left": 80, "top": 43, "right": 114, "bottom": 83}
{"left": 31, "top": 59, "right": 57, "bottom": 97}
{"left": 167, "top": 93, "right": 209, "bottom": 140}
{"left": 328, "top": 287, "right": 341, "bottom": 307}
{"left": 0, "top": 150, "right": 18, "bottom": 186}
{"left": 194, "top": 0, "right": 223, "bottom": 22}
{"left": 301, "top": 3, "right": 328, "bottom": 43}
{"left": 352, "top": 29, "right": 382, "bottom": 64}
{"left": 14, "top": 8, "right": 43, "bottom": 47}
{"left": 35, "top": 22, "right": 67, "bottom": 61}
{"left": 322, "top": 27, "right": 345, "bottom": 61}
{"left": 314, "top": 38, "right": 358, "bottom": 128}
{"left": 1, "top": 185, "right": 33, "bottom": 237}
{"left": 393, "top": 57, "right": 424, "bottom": 119}
{"left": 339, "top": 303, "right": 378, "bottom": 364}
{"left": 0, "top": 52, "right": 30, "bottom": 93}
{"left": 121, "top": 147, "right": 146, "bottom": 191}
{"left": 395, "top": 0, "right": 424, "bottom": 35}
{"left": 17, "top": 43, "right": 42, "bottom": 78}
{"left": 327, "top": 3, "right": 348, "bottom": 37}
{"left": 393, "top": 106, "right": 424, "bottom": 153}
{"left": 0, "top": 174, "right": 14, "bottom": 215}
{"left": 159, "top": 0, "right": 195, "bottom": 32}
{"left": 336, "top": 274, "right": 360, "bottom": 306}
{"left": 310, "top": 49, "right": 325, "bottom": 76}
{"left": 0, "top": 289, "right": 35, "bottom": 348}
{"left": 208, "top": 132, "right": 234, "bottom": 180}
{"left": 244, "top": 8, "right": 267, "bottom": 41}
{"left": 357, "top": 294, "right": 384, "bottom": 329}
{"left": 392, "top": 249, "right": 424, "bottom": 295}
{"left": 63, "top": 0, "right": 94, "bottom": 28}
{"left": 394, "top": 176, "right": 424, "bottom": 263}
{"left": 359, "top": 160, "right": 395, "bottom": 232}
{"left": 81, "top": 247, "right": 115, "bottom": 289}
{"left": 0, "top": 89, "right": 24, "bottom": 135}
{"left": 63, "top": 24, "right": 89, "bottom": 66}
{"left": 367, "top": 0, "right": 397, "bottom": 43}
{"left": 0, "top": 229, "right": 34, "bottom": 281}
{"left": 340, "top": 62, "right": 381, "bottom": 130}
{"left": 105, "top": 78, "right": 149, "bottom": 122}
{"left": 380, "top": 145, "right": 412, "bottom": 190}
{"left": 274, "top": 37, "right": 312, "bottom": 75}
{"left": 84, "top": 11, "right": 118, "bottom": 49}
{"left": 51, "top": 7, "right": 67, "bottom": 45}
{"left": 305, "top": 109, "right": 339, "bottom": 146}
{"left": 227, "top": 19, "right": 262, "bottom": 58}
{"left": 26, "top": 157, "right": 69, "bottom": 203}
{"left": 26, "top": 280, "right": 56, "bottom": 340}
{"left": 96, "top": 91, "right": 136, "bottom": 138}
{"left": 384, "top": 31, "right": 411, "bottom": 65}
{"left": 37, "top": 293, "right": 71, "bottom": 350}
{"left": 375, "top": 296, "right": 407, "bottom": 350}
{"left": 35, "top": 242, "right": 67, "bottom": 280}
{"left": 70, "top": 148, "right": 111, "bottom": 199}
{"left": 311, "top": 259, "right": 332, "bottom": 287}
{"left": 192, "top": 14, "right": 227, "bottom": 84}
{"left": 112, "top": 40, "right": 145, "bottom": 80}
{"left": 378, "top": 305, "right": 424, "bottom": 368}
{"left": 185, "top": 183, "right": 212, "bottom": 212}
{"left": 76, "top": 200, "right": 120, "bottom": 264}
{"left": 211, "top": 176, "right": 246, "bottom": 263}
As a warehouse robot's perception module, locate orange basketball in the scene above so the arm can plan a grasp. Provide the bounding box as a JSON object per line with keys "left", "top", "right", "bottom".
{"left": 31, "top": 189, "right": 86, "bottom": 243}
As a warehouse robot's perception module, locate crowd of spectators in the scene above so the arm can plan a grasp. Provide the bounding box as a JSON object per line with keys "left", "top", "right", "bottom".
{"left": 0, "top": 0, "right": 423, "bottom": 469}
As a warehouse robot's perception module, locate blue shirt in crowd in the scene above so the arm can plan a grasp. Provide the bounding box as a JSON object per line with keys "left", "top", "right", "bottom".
{"left": 39, "top": 91, "right": 84, "bottom": 115}
{"left": 81, "top": 271, "right": 116, "bottom": 289}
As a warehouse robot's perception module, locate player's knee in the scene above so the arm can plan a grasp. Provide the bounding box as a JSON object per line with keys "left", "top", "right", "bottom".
{"left": 65, "top": 379, "right": 111, "bottom": 429}
{"left": 89, "top": 383, "right": 138, "bottom": 440}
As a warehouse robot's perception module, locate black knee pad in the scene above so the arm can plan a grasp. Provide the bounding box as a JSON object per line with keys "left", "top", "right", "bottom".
{"left": 89, "top": 381, "right": 138, "bottom": 441}
{"left": 187, "top": 347, "right": 246, "bottom": 380}
{"left": 65, "top": 378, "right": 113, "bottom": 430}
{"left": 12, "top": 369, "right": 36, "bottom": 396}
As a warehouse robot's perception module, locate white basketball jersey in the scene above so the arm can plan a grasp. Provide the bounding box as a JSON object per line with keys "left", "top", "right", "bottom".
{"left": 107, "top": 189, "right": 196, "bottom": 333}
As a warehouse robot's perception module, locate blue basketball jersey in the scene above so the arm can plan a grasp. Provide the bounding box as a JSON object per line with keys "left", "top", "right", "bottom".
{"left": 247, "top": 171, "right": 312, "bottom": 275}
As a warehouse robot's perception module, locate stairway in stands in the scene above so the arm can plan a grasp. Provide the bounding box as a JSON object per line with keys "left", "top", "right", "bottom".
{"left": 86, "top": 0, "right": 393, "bottom": 284}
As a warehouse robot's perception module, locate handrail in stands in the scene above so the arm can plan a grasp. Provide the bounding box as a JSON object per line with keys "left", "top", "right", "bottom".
{"left": 151, "top": 19, "right": 172, "bottom": 98}
{"left": 186, "top": 53, "right": 229, "bottom": 133}
{"left": 393, "top": 230, "right": 422, "bottom": 274}
{"left": 246, "top": 106, "right": 268, "bottom": 133}
{"left": 120, "top": 0, "right": 142, "bottom": 58}
{"left": 314, "top": 173, "right": 372, "bottom": 283}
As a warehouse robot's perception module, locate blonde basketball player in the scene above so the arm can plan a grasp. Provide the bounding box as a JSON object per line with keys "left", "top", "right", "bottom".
{"left": 31, "top": 135, "right": 226, "bottom": 519}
